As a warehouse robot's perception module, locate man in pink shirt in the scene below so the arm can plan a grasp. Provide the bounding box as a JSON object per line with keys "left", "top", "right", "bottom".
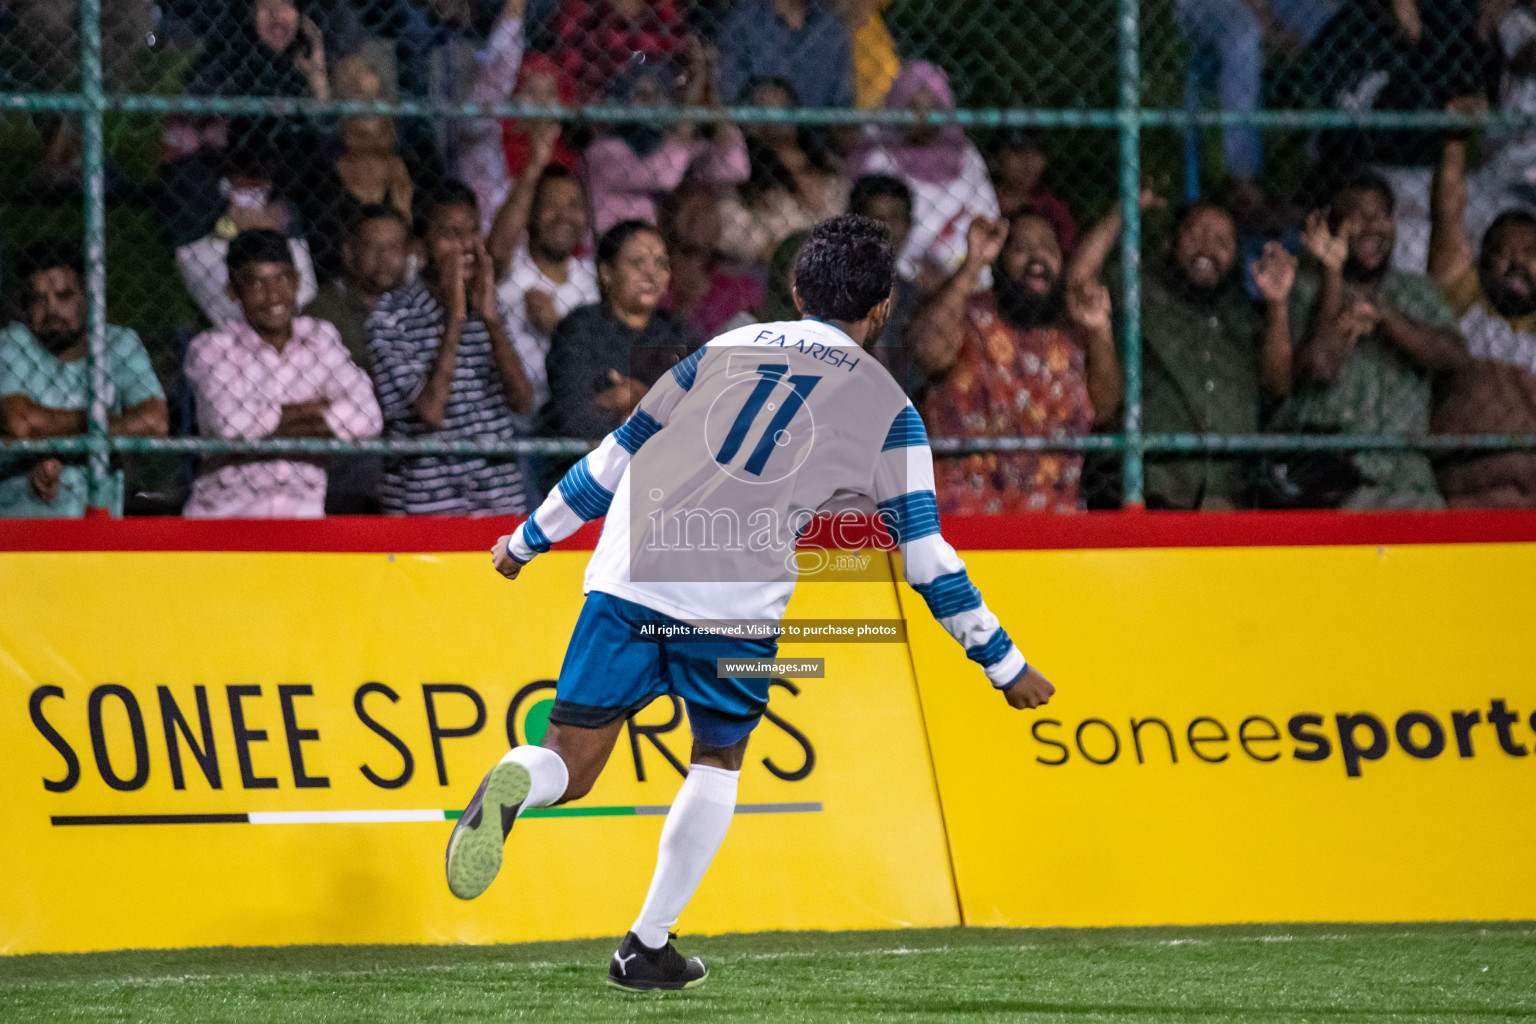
{"left": 584, "top": 48, "right": 749, "bottom": 233}
{"left": 184, "top": 229, "right": 383, "bottom": 518}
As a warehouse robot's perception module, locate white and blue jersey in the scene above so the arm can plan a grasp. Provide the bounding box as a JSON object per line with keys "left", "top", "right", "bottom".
{"left": 509, "top": 318, "right": 1028, "bottom": 691}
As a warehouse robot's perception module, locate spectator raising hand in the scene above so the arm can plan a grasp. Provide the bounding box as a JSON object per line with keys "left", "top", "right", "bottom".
{"left": 1301, "top": 209, "right": 1353, "bottom": 274}
{"left": 1070, "top": 195, "right": 1287, "bottom": 510}
{"left": 487, "top": 164, "right": 599, "bottom": 422}
{"left": 911, "top": 208, "right": 1120, "bottom": 514}
{"left": 1274, "top": 172, "right": 1465, "bottom": 511}
{"left": 1250, "top": 240, "right": 1298, "bottom": 305}
{"left": 964, "top": 215, "right": 1010, "bottom": 273}
{"left": 292, "top": 14, "right": 329, "bottom": 101}
{"left": 1065, "top": 277, "right": 1113, "bottom": 335}
{"left": 1428, "top": 131, "right": 1536, "bottom": 507}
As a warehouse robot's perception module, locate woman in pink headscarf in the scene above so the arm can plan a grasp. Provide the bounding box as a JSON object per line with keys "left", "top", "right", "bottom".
{"left": 849, "top": 61, "right": 999, "bottom": 291}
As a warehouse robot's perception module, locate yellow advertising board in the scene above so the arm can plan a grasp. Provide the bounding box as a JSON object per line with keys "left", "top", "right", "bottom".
{"left": 7, "top": 518, "right": 1535, "bottom": 954}
{"left": 0, "top": 551, "right": 958, "bottom": 954}
{"left": 900, "top": 542, "right": 1536, "bottom": 928}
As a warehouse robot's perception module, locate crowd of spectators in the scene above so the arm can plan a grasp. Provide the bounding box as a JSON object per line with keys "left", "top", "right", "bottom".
{"left": 3, "top": 0, "right": 1536, "bottom": 518}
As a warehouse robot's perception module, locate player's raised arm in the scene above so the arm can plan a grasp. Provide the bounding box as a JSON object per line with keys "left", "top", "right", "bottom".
{"left": 871, "top": 403, "right": 1055, "bottom": 709}
{"left": 492, "top": 346, "right": 704, "bottom": 578}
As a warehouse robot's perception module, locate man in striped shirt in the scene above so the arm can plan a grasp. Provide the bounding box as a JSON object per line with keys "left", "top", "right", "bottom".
{"left": 367, "top": 180, "right": 535, "bottom": 515}
{"left": 444, "top": 215, "right": 1055, "bottom": 990}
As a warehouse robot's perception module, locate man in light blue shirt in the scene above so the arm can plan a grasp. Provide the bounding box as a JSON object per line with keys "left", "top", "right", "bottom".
{"left": 0, "top": 243, "right": 167, "bottom": 517}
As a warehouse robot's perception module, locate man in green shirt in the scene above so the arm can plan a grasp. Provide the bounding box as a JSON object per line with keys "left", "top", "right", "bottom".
{"left": 1278, "top": 172, "right": 1468, "bottom": 509}
{"left": 302, "top": 205, "right": 410, "bottom": 513}
{"left": 302, "top": 204, "right": 412, "bottom": 372}
{"left": 0, "top": 243, "right": 167, "bottom": 517}
{"left": 1070, "top": 195, "right": 1297, "bottom": 508}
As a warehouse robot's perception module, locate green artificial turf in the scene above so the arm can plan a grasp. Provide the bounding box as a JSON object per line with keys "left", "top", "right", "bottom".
{"left": 1, "top": 922, "right": 1532, "bottom": 1023}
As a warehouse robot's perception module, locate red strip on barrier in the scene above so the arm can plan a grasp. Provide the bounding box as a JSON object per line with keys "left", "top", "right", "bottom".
{"left": 3, "top": 509, "right": 1536, "bottom": 553}
{"left": 934, "top": 509, "right": 1536, "bottom": 550}
{"left": 0, "top": 516, "right": 593, "bottom": 552}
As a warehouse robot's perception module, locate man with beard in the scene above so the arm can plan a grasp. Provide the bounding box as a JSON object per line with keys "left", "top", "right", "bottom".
{"left": 1069, "top": 195, "right": 1297, "bottom": 509}
{"left": 909, "top": 210, "right": 1123, "bottom": 513}
{"left": 0, "top": 242, "right": 167, "bottom": 517}
{"left": 1428, "top": 135, "right": 1536, "bottom": 505}
{"left": 1275, "top": 172, "right": 1467, "bottom": 509}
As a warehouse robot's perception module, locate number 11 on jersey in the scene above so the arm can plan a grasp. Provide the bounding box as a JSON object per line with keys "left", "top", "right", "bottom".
{"left": 714, "top": 364, "right": 822, "bottom": 477}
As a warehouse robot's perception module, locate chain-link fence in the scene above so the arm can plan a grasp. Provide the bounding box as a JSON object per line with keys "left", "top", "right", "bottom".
{"left": 3, "top": 0, "right": 1536, "bottom": 517}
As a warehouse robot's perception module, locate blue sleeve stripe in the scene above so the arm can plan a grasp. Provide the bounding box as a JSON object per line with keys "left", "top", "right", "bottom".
{"left": 671, "top": 346, "right": 705, "bottom": 391}
{"left": 876, "top": 490, "right": 942, "bottom": 544}
{"left": 557, "top": 458, "right": 615, "bottom": 521}
{"left": 613, "top": 409, "right": 663, "bottom": 455}
{"left": 521, "top": 514, "right": 552, "bottom": 554}
{"left": 882, "top": 405, "right": 928, "bottom": 451}
{"left": 912, "top": 569, "right": 984, "bottom": 620}
{"left": 965, "top": 628, "right": 1013, "bottom": 668}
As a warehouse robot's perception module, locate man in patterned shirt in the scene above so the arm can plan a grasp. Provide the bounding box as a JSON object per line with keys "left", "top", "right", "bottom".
{"left": 1276, "top": 171, "right": 1468, "bottom": 509}
{"left": 909, "top": 209, "right": 1123, "bottom": 513}
{"left": 367, "top": 181, "right": 536, "bottom": 515}
{"left": 441, "top": 215, "right": 1056, "bottom": 991}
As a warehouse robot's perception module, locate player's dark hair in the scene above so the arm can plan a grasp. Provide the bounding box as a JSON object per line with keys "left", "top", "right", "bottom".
{"left": 349, "top": 202, "right": 408, "bottom": 238}
{"left": 17, "top": 239, "right": 84, "bottom": 300}
{"left": 1330, "top": 169, "right": 1396, "bottom": 220}
{"left": 849, "top": 174, "right": 913, "bottom": 221}
{"left": 597, "top": 218, "right": 663, "bottom": 267}
{"left": 1481, "top": 209, "right": 1536, "bottom": 265}
{"left": 792, "top": 214, "right": 896, "bottom": 323}
{"left": 226, "top": 228, "right": 294, "bottom": 277}
{"left": 413, "top": 178, "right": 480, "bottom": 238}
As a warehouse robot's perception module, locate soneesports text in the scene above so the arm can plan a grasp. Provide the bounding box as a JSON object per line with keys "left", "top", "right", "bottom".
{"left": 1029, "top": 700, "right": 1534, "bottom": 777}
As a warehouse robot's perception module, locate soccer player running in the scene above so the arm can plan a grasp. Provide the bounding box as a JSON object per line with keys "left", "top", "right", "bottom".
{"left": 445, "top": 215, "right": 1056, "bottom": 991}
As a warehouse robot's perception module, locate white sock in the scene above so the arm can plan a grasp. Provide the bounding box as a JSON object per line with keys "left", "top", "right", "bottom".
{"left": 499, "top": 745, "right": 569, "bottom": 811}
{"left": 631, "top": 763, "right": 738, "bottom": 949}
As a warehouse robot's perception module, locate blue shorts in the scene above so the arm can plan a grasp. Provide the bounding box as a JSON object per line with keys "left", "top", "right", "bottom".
{"left": 549, "top": 591, "right": 779, "bottom": 748}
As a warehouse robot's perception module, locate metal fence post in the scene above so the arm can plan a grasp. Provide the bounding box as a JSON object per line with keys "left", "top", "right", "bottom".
{"left": 80, "top": 0, "right": 110, "bottom": 512}
{"left": 1117, "top": 0, "right": 1145, "bottom": 508}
